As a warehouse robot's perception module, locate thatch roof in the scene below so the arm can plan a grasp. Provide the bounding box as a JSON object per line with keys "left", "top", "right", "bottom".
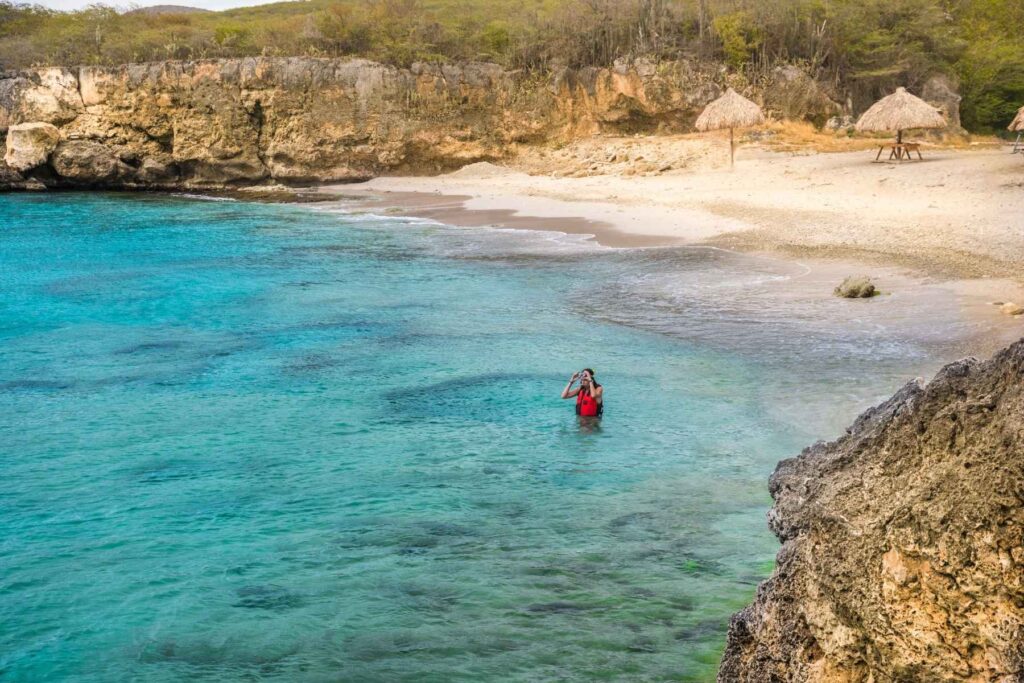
{"left": 695, "top": 88, "right": 765, "bottom": 132}
{"left": 1009, "top": 105, "right": 1024, "bottom": 132}
{"left": 855, "top": 87, "right": 945, "bottom": 132}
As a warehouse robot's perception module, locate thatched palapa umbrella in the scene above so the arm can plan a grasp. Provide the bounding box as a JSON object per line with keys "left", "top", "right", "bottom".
{"left": 695, "top": 88, "right": 765, "bottom": 169}
{"left": 855, "top": 87, "right": 945, "bottom": 146}
{"left": 1009, "top": 105, "right": 1024, "bottom": 132}
{"left": 1010, "top": 105, "right": 1024, "bottom": 154}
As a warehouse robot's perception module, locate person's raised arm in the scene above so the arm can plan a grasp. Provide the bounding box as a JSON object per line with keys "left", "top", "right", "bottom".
{"left": 561, "top": 372, "right": 581, "bottom": 399}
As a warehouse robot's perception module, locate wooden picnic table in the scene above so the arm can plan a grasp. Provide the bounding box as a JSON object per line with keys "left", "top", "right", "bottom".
{"left": 875, "top": 142, "right": 923, "bottom": 162}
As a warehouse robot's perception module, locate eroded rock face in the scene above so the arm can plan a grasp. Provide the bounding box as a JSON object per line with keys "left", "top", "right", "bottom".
{"left": 0, "top": 56, "right": 751, "bottom": 189}
{"left": 5, "top": 57, "right": 551, "bottom": 188}
{"left": 551, "top": 57, "right": 724, "bottom": 136}
{"left": 922, "top": 74, "right": 963, "bottom": 130}
{"left": 764, "top": 65, "right": 842, "bottom": 125}
{"left": 0, "top": 157, "right": 25, "bottom": 185}
{"left": 4, "top": 122, "right": 60, "bottom": 171}
{"left": 0, "top": 68, "right": 83, "bottom": 132}
{"left": 719, "top": 338, "right": 1024, "bottom": 682}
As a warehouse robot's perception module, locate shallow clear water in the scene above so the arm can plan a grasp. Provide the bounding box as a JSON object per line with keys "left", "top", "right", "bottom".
{"left": 0, "top": 193, "right": 962, "bottom": 681}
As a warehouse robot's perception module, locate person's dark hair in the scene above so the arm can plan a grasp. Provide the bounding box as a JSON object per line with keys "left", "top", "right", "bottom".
{"left": 583, "top": 368, "right": 595, "bottom": 377}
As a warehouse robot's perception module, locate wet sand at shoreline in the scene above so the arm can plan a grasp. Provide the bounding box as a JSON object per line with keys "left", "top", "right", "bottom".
{"left": 318, "top": 189, "right": 693, "bottom": 248}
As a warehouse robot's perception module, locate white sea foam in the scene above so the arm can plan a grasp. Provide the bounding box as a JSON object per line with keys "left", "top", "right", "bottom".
{"left": 170, "top": 193, "right": 238, "bottom": 202}
{"left": 308, "top": 200, "right": 609, "bottom": 258}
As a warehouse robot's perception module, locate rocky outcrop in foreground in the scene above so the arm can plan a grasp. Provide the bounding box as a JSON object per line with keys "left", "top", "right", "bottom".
{"left": 0, "top": 56, "right": 843, "bottom": 190}
{"left": 719, "top": 338, "right": 1024, "bottom": 682}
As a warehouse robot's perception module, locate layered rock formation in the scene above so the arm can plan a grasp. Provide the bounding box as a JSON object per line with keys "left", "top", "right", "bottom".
{"left": 1, "top": 58, "right": 531, "bottom": 188}
{"left": 719, "top": 338, "right": 1024, "bottom": 682}
{"left": 0, "top": 57, "right": 705, "bottom": 189}
{"left": 0, "top": 56, "right": 840, "bottom": 190}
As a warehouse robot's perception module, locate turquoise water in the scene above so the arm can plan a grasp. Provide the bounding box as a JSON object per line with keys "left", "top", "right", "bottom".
{"left": 1, "top": 193, "right": 950, "bottom": 681}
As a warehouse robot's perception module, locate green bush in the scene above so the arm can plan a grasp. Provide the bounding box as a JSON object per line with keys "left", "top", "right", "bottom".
{"left": 712, "top": 12, "right": 759, "bottom": 69}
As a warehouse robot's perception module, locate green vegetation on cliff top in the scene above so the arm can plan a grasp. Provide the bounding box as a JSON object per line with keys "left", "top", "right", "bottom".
{"left": 1, "top": 0, "right": 1021, "bottom": 132}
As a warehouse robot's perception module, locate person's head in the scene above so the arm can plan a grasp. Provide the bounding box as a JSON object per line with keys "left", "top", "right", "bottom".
{"left": 581, "top": 368, "right": 595, "bottom": 385}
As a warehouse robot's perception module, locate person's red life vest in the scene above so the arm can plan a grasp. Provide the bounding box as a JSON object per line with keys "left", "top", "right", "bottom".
{"left": 576, "top": 386, "right": 602, "bottom": 417}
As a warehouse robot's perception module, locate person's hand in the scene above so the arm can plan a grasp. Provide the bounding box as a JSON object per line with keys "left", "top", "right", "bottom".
{"left": 570, "top": 371, "right": 581, "bottom": 382}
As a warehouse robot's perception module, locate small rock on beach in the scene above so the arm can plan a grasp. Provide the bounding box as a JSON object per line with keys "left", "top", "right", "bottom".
{"left": 834, "top": 276, "right": 878, "bottom": 299}
{"left": 1000, "top": 302, "right": 1024, "bottom": 316}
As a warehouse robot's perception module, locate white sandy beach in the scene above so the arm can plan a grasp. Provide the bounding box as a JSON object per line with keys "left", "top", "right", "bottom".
{"left": 331, "top": 144, "right": 1024, "bottom": 278}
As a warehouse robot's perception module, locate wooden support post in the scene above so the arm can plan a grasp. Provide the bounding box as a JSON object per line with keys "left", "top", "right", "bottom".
{"left": 730, "top": 127, "right": 735, "bottom": 170}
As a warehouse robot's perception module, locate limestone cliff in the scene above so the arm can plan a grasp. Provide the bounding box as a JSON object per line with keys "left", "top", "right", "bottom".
{"left": 719, "top": 338, "right": 1024, "bottom": 682}
{"left": 0, "top": 56, "right": 840, "bottom": 190}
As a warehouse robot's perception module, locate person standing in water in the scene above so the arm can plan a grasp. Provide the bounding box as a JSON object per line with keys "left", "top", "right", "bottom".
{"left": 561, "top": 368, "right": 603, "bottom": 417}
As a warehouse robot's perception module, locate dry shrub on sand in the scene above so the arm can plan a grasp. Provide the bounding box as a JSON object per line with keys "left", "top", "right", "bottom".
{"left": 834, "top": 276, "right": 878, "bottom": 298}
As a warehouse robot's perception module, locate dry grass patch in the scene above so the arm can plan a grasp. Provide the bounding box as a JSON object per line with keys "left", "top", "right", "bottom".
{"left": 754, "top": 120, "right": 1003, "bottom": 153}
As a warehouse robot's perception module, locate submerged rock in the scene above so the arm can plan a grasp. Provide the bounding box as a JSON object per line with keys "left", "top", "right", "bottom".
{"left": 833, "top": 276, "right": 877, "bottom": 298}
{"left": 232, "top": 584, "right": 304, "bottom": 610}
{"left": 4, "top": 121, "right": 60, "bottom": 171}
{"left": 718, "top": 337, "right": 1024, "bottom": 682}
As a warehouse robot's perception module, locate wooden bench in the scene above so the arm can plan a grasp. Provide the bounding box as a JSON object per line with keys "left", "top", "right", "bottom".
{"left": 874, "top": 142, "right": 923, "bottom": 162}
